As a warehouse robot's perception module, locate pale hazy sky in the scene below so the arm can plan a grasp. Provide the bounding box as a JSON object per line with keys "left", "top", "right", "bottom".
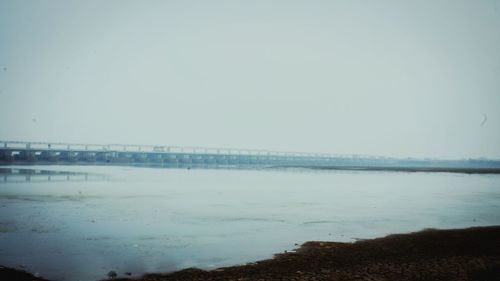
{"left": 1, "top": 0, "right": 499, "bottom": 159}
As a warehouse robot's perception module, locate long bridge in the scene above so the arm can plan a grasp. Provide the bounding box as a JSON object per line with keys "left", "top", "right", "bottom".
{"left": 1, "top": 140, "right": 499, "bottom": 172}
{"left": 0, "top": 140, "right": 375, "bottom": 168}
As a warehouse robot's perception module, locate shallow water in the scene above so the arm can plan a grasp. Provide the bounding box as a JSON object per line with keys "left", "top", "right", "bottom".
{"left": 0, "top": 165, "right": 499, "bottom": 281}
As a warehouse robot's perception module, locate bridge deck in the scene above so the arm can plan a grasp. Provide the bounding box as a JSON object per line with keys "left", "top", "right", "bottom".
{"left": 1, "top": 140, "right": 499, "bottom": 171}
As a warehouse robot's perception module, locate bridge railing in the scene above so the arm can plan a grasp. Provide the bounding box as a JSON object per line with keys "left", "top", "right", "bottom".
{"left": 0, "top": 140, "right": 371, "bottom": 159}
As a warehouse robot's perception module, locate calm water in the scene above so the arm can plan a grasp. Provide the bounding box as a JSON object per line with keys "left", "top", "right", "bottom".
{"left": 0, "top": 165, "right": 499, "bottom": 281}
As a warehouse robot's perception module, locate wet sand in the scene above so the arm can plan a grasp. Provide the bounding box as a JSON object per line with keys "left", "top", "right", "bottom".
{"left": 2, "top": 225, "right": 500, "bottom": 281}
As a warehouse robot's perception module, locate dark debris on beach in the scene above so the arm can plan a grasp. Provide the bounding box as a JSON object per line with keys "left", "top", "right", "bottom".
{"left": 2, "top": 226, "right": 500, "bottom": 281}
{"left": 114, "top": 226, "right": 500, "bottom": 281}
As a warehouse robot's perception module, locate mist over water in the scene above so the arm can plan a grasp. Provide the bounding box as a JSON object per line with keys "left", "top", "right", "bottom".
{"left": 1, "top": 166, "right": 499, "bottom": 281}
{"left": 1, "top": 1, "right": 500, "bottom": 280}
{"left": 1, "top": 1, "right": 500, "bottom": 159}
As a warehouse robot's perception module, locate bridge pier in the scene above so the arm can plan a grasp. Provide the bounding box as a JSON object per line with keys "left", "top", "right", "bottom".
{"left": 78, "top": 152, "right": 96, "bottom": 162}
{"left": 96, "top": 152, "right": 113, "bottom": 163}
{"left": 59, "top": 151, "right": 78, "bottom": 162}
{"left": 39, "top": 151, "right": 59, "bottom": 162}
{"left": 178, "top": 154, "right": 192, "bottom": 166}
{"left": 115, "top": 152, "right": 133, "bottom": 163}
{"left": 133, "top": 153, "right": 148, "bottom": 163}
{"left": 191, "top": 155, "right": 204, "bottom": 167}
{"left": 0, "top": 150, "right": 13, "bottom": 161}
{"left": 17, "top": 150, "right": 36, "bottom": 161}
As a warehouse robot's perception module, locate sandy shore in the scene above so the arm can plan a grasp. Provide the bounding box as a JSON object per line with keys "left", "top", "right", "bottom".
{"left": 2, "top": 226, "right": 500, "bottom": 281}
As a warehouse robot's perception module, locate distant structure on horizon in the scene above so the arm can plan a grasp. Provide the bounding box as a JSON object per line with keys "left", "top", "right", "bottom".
{"left": 1, "top": 140, "right": 499, "bottom": 173}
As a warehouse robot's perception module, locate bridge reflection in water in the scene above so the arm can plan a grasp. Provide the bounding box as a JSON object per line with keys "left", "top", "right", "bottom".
{"left": 0, "top": 168, "right": 108, "bottom": 183}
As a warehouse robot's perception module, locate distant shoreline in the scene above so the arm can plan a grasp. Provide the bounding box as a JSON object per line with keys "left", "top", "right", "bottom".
{"left": 2, "top": 225, "right": 500, "bottom": 281}
{"left": 286, "top": 165, "right": 500, "bottom": 174}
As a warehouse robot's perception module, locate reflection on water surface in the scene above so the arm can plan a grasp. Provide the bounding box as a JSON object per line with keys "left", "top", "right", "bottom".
{"left": 0, "top": 167, "right": 108, "bottom": 183}
{"left": 0, "top": 165, "right": 499, "bottom": 281}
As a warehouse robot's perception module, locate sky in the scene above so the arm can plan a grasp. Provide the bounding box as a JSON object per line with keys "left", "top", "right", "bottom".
{"left": 0, "top": 0, "right": 499, "bottom": 159}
